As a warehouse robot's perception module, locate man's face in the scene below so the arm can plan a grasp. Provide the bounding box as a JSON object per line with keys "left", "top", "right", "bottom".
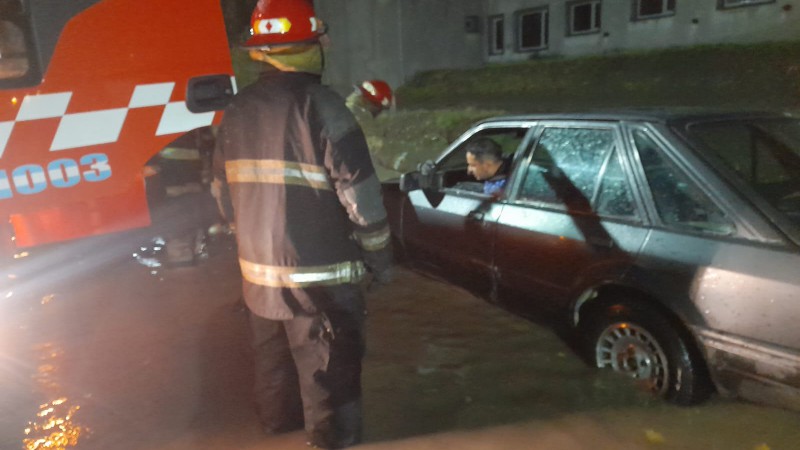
{"left": 466, "top": 152, "right": 498, "bottom": 181}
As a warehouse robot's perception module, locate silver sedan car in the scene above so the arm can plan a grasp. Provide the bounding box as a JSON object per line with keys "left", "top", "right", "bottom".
{"left": 384, "top": 111, "right": 800, "bottom": 411}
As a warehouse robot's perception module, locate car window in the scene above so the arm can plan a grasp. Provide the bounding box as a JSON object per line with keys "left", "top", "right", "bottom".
{"left": 596, "top": 149, "right": 636, "bottom": 217}
{"left": 437, "top": 126, "right": 528, "bottom": 192}
{"left": 688, "top": 119, "right": 800, "bottom": 225}
{"left": 438, "top": 127, "right": 526, "bottom": 170}
{"left": 632, "top": 129, "right": 735, "bottom": 234}
{"left": 517, "top": 126, "right": 635, "bottom": 217}
{"left": 689, "top": 122, "right": 795, "bottom": 186}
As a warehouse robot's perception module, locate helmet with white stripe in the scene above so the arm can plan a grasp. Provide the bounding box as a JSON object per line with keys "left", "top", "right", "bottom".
{"left": 243, "top": 0, "right": 326, "bottom": 49}
{"left": 358, "top": 80, "right": 393, "bottom": 111}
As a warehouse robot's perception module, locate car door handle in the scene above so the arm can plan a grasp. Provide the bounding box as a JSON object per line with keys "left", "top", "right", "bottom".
{"left": 467, "top": 210, "right": 485, "bottom": 222}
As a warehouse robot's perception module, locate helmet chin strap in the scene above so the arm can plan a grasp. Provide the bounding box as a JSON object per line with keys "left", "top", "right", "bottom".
{"left": 252, "top": 42, "right": 323, "bottom": 75}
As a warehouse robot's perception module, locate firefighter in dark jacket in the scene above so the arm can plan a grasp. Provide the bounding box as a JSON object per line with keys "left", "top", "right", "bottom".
{"left": 212, "top": 0, "right": 392, "bottom": 448}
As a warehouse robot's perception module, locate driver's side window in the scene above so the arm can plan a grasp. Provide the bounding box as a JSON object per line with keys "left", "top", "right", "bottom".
{"left": 437, "top": 126, "right": 528, "bottom": 192}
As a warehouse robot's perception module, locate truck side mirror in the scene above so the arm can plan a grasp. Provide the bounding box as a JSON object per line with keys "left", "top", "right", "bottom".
{"left": 186, "top": 74, "right": 235, "bottom": 113}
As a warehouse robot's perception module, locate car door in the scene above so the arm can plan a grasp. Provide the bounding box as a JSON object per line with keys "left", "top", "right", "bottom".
{"left": 401, "top": 123, "right": 533, "bottom": 295}
{"left": 492, "top": 121, "right": 650, "bottom": 312}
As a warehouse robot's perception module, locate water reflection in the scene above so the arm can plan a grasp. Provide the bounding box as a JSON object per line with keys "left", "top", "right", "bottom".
{"left": 131, "top": 230, "right": 210, "bottom": 274}
{"left": 132, "top": 236, "right": 166, "bottom": 269}
{"left": 22, "top": 341, "right": 87, "bottom": 450}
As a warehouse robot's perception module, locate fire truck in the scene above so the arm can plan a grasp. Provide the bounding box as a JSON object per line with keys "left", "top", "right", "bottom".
{"left": 0, "top": 0, "right": 235, "bottom": 255}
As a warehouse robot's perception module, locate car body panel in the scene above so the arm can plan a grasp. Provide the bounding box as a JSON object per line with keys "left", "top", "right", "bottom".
{"left": 691, "top": 243, "right": 800, "bottom": 350}
{"left": 697, "top": 327, "right": 800, "bottom": 411}
{"left": 402, "top": 189, "right": 496, "bottom": 295}
{"left": 493, "top": 205, "right": 648, "bottom": 312}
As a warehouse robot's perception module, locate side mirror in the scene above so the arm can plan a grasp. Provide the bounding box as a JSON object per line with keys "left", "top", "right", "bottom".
{"left": 401, "top": 160, "right": 440, "bottom": 192}
{"left": 399, "top": 171, "right": 421, "bottom": 192}
{"left": 418, "top": 160, "right": 435, "bottom": 176}
{"left": 186, "top": 74, "right": 235, "bottom": 113}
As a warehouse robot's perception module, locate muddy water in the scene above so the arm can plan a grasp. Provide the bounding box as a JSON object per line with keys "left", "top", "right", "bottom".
{"left": 1, "top": 234, "right": 797, "bottom": 450}
{"left": 362, "top": 268, "right": 800, "bottom": 450}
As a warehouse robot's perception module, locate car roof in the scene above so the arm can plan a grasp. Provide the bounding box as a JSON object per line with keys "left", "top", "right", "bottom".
{"left": 476, "top": 108, "right": 796, "bottom": 127}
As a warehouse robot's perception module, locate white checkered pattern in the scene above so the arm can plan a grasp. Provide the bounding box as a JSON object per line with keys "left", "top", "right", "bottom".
{"left": 0, "top": 78, "right": 236, "bottom": 158}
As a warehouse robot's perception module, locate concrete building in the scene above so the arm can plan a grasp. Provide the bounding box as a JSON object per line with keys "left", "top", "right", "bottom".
{"left": 316, "top": 0, "right": 800, "bottom": 95}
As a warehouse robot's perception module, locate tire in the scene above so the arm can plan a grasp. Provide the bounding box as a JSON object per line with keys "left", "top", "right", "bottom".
{"left": 581, "top": 300, "right": 713, "bottom": 405}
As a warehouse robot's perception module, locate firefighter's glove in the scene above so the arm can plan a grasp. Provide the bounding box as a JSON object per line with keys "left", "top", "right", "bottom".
{"left": 362, "top": 246, "right": 394, "bottom": 285}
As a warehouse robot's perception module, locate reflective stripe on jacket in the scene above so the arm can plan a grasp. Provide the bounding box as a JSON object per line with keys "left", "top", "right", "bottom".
{"left": 213, "top": 71, "right": 389, "bottom": 319}
{"left": 239, "top": 259, "right": 366, "bottom": 288}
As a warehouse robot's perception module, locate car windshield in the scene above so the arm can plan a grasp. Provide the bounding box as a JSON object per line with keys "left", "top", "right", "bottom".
{"left": 688, "top": 118, "right": 800, "bottom": 225}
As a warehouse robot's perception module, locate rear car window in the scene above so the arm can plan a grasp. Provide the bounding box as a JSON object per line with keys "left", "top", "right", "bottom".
{"left": 687, "top": 118, "right": 800, "bottom": 226}
{"left": 633, "top": 129, "right": 734, "bottom": 234}
{"left": 518, "top": 126, "right": 636, "bottom": 218}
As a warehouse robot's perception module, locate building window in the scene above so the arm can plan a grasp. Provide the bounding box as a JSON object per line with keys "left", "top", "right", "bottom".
{"left": 488, "top": 14, "right": 504, "bottom": 55}
{"left": 568, "top": 1, "right": 602, "bottom": 35}
{"left": 516, "top": 8, "right": 549, "bottom": 52}
{"left": 718, "top": 0, "right": 775, "bottom": 9}
{"left": 633, "top": 0, "right": 676, "bottom": 20}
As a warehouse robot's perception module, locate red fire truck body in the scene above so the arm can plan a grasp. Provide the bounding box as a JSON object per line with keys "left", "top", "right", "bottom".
{"left": 0, "top": 0, "right": 234, "bottom": 249}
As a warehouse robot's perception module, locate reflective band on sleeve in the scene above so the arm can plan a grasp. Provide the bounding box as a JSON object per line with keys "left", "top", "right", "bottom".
{"left": 354, "top": 226, "right": 391, "bottom": 252}
{"left": 226, "top": 159, "right": 331, "bottom": 190}
{"left": 160, "top": 147, "right": 201, "bottom": 160}
{"left": 239, "top": 259, "right": 366, "bottom": 288}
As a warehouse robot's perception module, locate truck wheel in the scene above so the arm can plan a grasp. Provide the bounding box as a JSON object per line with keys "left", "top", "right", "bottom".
{"left": 582, "top": 300, "right": 713, "bottom": 405}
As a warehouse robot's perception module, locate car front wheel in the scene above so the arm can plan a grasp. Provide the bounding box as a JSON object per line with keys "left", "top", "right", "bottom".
{"left": 582, "top": 300, "right": 713, "bottom": 405}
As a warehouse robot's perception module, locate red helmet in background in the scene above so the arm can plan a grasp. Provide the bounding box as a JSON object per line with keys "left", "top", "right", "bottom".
{"left": 244, "top": 0, "right": 326, "bottom": 48}
{"left": 358, "top": 80, "right": 393, "bottom": 110}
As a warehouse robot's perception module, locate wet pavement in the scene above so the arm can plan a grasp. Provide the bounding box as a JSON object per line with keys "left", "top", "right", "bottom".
{"left": 1, "top": 220, "right": 799, "bottom": 450}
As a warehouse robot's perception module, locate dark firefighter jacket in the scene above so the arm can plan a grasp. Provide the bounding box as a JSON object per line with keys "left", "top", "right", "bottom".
{"left": 213, "top": 71, "right": 391, "bottom": 320}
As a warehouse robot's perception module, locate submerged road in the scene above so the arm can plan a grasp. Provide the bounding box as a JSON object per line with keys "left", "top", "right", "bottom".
{"left": 1, "top": 223, "right": 798, "bottom": 450}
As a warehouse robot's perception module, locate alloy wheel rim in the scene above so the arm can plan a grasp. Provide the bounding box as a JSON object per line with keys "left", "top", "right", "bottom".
{"left": 595, "top": 322, "right": 669, "bottom": 395}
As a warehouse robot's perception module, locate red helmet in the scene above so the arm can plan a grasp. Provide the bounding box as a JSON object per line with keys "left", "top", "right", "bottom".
{"left": 358, "top": 80, "right": 393, "bottom": 110}
{"left": 244, "top": 0, "right": 325, "bottom": 48}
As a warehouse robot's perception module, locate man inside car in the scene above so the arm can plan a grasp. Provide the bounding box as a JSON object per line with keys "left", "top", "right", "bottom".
{"left": 465, "top": 137, "right": 509, "bottom": 196}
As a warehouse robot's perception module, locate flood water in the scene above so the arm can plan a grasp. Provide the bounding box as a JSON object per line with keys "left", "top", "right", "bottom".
{"left": 1, "top": 227, "right": 798, "bottom": 450}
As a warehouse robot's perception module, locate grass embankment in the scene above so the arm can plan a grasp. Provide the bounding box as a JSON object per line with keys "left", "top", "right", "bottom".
{"left": 366, "top": 41, "right": 800, "bottom": 175}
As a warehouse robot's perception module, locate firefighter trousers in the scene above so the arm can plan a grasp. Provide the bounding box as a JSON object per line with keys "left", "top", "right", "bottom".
{"left": 248, "top": 284, "right": 366, "bottom": 449}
